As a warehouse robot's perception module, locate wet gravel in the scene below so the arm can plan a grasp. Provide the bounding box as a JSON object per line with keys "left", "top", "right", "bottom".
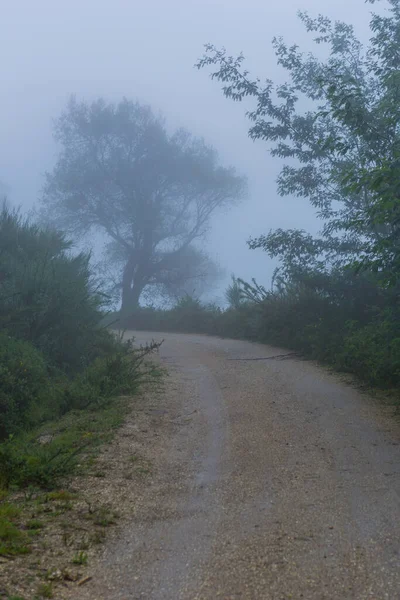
{"left": 69, "top": 332, "right": 400, "bottom": 600}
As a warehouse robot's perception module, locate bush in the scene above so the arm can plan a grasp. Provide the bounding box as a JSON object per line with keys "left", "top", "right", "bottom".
{"left": 0, "top": 430, "right": 88, "bottom": 489}
{"left": 118, "top": 274, "right": 400, "bottom": 395}
{"left": 0, "top": 333, "right": 149, "bottom": 440}
{"left": 337, "top": 312, "right": 400, "bottom": 387}
{"left": 215, "top": 305, "right": 258, "bottom": 340}
{"left": 0, "top": 333, "right": 146, "bottom": 440}
{"left": 64, "top": 338, "right": 159, "bottom": 410}
{"left": 0, "top": 338, "right": 161, "bottom": 488}
{"left": 121, "top": 296, "right": 222, "bottom": 335}
{"left": 0, "top": 207, "right": 163, "bottom": 490}
{"left": 0, "top": 335, "right": 63, "bottom": 439}
{"left": 0, "top": 206, "right": 112, "bottom": 374}
{"left": 0, "top": 207, "right": 154, "bottom": 439}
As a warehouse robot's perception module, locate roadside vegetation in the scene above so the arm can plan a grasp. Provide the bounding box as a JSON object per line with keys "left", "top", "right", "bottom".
{"left": 0, "top": 205, "right": 160, "bottom": 486}
{"left": 0, "top": 206, "right": 162, "bottom": 598}
{"left": 0, "top": 90, "right": 242, "bottom": 598}
{"left": 122, "top": 1, "right": 400, "bottom": 396}
{"left": 3, "top": 1, "right": 400, "bottom": 595}
{"left": 122, "top": 274, "right": 400, "bottom": 392}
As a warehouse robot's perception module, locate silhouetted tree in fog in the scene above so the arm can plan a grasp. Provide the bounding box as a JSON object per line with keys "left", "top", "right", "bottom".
{"left": 42, "top": 97, "right": 246, "bottom": 312}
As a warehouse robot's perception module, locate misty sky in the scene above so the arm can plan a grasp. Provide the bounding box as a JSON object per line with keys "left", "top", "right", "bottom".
{"left": 1, "top": 0, "right": 375, "bottom": 303}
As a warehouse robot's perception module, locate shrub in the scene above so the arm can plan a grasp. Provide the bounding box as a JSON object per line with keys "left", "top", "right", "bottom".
{"left": 65, "top": 338, "right": 159, "bottom": 410}
{"left": 0, "top": 338, "right": 161, "bottom": 489}
{"left": 119, "top": 275, "right": 400, "bottom": 395}
{"left": 0, "top": 517, "right": 30, "bottom": 556}
{"left": 0, "top": 207, "right": 163, "bottom": 490}
{"left": 337, "top": 312, "right": 400, "bottom": 387}
{"left": 122, "top": 296, "right": 222, "bottom": 335}
{"left": 0, "top": 427, "right": 90, "bottom": 489}
{"left": 0, "top": 206, "right": 112, "bottom": 375}
{"left": 0, "top": 335, "right": 62, "bottom": 439}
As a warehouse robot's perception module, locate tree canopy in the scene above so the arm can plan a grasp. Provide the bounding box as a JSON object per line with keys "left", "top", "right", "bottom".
{"left": 42, "top": 97, "right": 246, "bottom": 311}
{"left": 197, "top": 0, "right": 400, "bottom": 286}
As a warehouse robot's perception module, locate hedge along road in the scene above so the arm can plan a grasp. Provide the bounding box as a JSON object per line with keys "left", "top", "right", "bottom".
{"left": 73, "top": 331, "right": 400, "bottom": 600}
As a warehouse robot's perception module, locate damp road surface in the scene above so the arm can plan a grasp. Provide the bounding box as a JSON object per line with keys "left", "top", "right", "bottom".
{"left": 74, "top": 332, "right": 400, "bottom": 600}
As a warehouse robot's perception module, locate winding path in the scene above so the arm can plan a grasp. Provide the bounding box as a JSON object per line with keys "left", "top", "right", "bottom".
{"left": 74, "top": 332, "right": 400, "bottom": 599}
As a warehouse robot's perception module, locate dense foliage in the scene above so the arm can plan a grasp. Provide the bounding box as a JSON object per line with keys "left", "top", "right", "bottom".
{"left": 120, "top": 3, "right": 400, "bottom": 395}
{"left": 191, "top": 0, "right": 400, "bottom": 392}
{"left": 0, "top": 205, "right": 114, "bottom": 374}
{"left": 197, "top": 1, "right": 400, "bottom": 284}
{"left": 123, "top": 278, "right": 400, "bottom": 391}
{"left": 0, "top": 207, "right": 160, "bottom": 489}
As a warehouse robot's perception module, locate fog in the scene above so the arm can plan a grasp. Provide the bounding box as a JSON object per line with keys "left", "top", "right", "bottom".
{"left": 1, "top": 0, "right": 374, "bottom": 303}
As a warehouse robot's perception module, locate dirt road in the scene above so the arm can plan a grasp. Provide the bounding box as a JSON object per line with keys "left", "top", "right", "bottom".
{"left": 72, "top": 332, "right": 400, "bottom": 600}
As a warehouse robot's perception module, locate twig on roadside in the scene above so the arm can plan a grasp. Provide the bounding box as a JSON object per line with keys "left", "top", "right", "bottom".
{"left": 227, "top": 352, "right": 299, "bottom": 361}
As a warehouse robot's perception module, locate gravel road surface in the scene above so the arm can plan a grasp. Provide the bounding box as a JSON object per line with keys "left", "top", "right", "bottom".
{"left": 72, "top": 332, "right": 400, "bottom": 600}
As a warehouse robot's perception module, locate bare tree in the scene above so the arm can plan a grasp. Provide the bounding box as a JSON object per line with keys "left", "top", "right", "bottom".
{"left": 42, "top": 97, "right": 246, "bottom": 312}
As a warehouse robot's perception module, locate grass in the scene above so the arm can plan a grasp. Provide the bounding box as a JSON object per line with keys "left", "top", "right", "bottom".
{"left": 136, "top": 466, "right": 152, "bottom": 476}
{"left": 90, "top": 529, "right": 106, "bottom": 544}
{"left": 0, "top": 489, "right": 9, "bottom": 501}
{"left": 0, "top": 334, "right": 163, "bottom": 492}
{"left": 36, "top": 582, "right": 53, "bottom": 598}
{"left": 0, "top": 500, "right": 30, "bottom": 557}
{"left": 0, "top": 396, "right": 132, "bottom": 491}
{"left": 92, "top": 470, "right": 106, "bottom": 478}
{"left": 0, "top": 518, "right": 30, "bottom": 556}
{"left": 78, "top": 538, "right": 90, "bottom": 551}
{"left": 0, "top": 503, "right": 21, "bottom": 519}
{"left": 26, "top": 519, "right": 44, "bottom": 530}
{"left": 72, "top": 550, "right": 88, "bottom": 565}
{"left": 46, "top": 490, "right": 77, "bottom": 502}
{"left": 84, "top": 504, "right": 119, "bottom": 527}
{"left": 0, "top": 400, "right": 127, "bottom": 594}
{"left": 0, "top": 343, "right": 163, "bottom": 600}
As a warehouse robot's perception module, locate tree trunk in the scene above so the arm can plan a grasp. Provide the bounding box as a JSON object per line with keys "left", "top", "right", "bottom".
{"left": 121, "top": 284, "right": 142, "bottom": 315}
{"left": 120, "top": 255, "right": 145, "bottom": 317}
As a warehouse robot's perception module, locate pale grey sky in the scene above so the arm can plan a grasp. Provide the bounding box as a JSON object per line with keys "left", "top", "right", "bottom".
{"left": 0, "top": 0, "right": 375, "bottom": 301}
